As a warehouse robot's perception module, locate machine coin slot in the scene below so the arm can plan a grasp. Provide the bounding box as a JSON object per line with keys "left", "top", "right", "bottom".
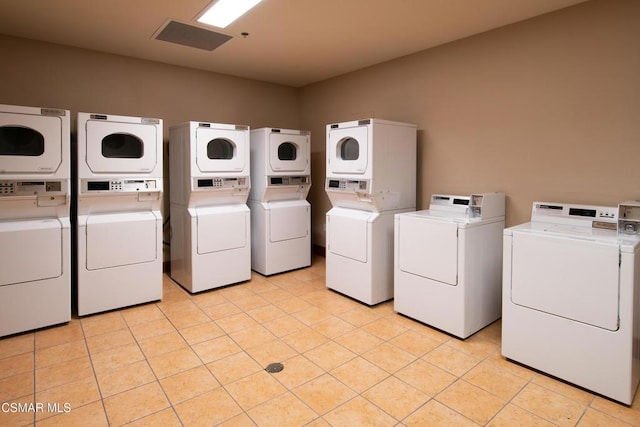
{"left": 46, "top": 182, "right": 61, "bottom": 192}
{"left": 87, "top": 181, "right": 110, "bottom": 191}
{"left": 198, "top": 179, "right": 214, "bottom": 188}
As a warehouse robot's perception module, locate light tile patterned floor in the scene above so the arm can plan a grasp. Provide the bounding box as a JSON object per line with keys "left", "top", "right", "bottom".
{"left": 1, "top": 256, "right": 639, "bottom": 426}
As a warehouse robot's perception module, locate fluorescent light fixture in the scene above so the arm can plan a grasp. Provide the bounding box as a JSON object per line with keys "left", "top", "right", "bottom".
{"left": 197, "top": 0, "right": 262, "bottom": 28}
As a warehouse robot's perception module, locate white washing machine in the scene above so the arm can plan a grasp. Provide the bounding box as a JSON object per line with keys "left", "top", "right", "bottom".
{"left": 0, "top": 104, "right": 71, "bottom": 336}
{"left": 325, "top": 119, "right": 416, "bottom": 305}
{"left": 249, "top": 128, "right": 311, "bottom": 275}
{"left": 170, "top": 121, "right": 251, "bottom": 292}
{"left": 502, "top": 201, "right": 640, "bottom": 404}
{"left": 394, "top": 193, "right": 505, "bottom": 338}
{"left": 76, "top": 112, "right": 163, "bottom": 316}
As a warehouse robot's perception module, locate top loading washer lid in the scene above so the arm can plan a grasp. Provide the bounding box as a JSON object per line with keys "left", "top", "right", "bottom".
{"left": 0, "top": 110, "right": 66, "bottom": 174}
{"left": 85, "top": 118, "right": 159, "bottom": 174}
{"left": 327, "top": 125, "right": 368, "bottom": 175}
{"left": 195, "top": 126, "right": 247, "bottom": 173}
{"left": 268, "top": 132, "right": 309, "bottom": 173}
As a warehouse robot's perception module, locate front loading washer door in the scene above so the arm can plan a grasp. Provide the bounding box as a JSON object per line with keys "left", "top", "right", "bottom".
{"left": 85, "top": 119, "right": 159, "bottom": 174}
{"left": 268, "top": 200, "right": 309, "bottom": 243}
{"left": 86, "top": 212, "right": 158, "bottom": 269}
{"left": 327, "top": 125, "right": 368, "bottom": 175}
{"left": 398, "top": 215, "right": 459, "bottom": 286}
{"left": 196, "top": 205, "right": 249, "bottom": 254}
{"left": 510, "top": 231, "right": 620, "bottom": 331}
{"left": 0, "top": 111, "right": 65, "bottom": 174}
{"left": 0, "top": 219, "right": 63, "bottom": 286}
{"left": 268, "top": 132, "right": 309, "bottom": 174}
{"left": 195, "top": 127, "right": 247, "bottom": 173}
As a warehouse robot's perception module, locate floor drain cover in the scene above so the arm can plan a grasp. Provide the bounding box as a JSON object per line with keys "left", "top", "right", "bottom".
{"left": 265, "top": 362, "right": 284, "bottom": 373}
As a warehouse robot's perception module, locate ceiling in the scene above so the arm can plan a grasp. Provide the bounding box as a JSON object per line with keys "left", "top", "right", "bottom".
{"left": 0, "top": 0, "right": 587, "bottom": 87}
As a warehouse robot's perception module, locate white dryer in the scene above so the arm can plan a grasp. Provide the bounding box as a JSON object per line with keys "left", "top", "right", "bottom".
{"left": 249, "top": 128, "right": 311, "bottom": 275}
{"left": 502, "top": 202, "right": 640, "bottom": 404}
{"left": 76, "top": 112, "right": 163, "bottom": 316}
{"left": 169, "top": 121, "right": 251, "bottom": 292}
{"left": 395, "top": 193, "right": 505, "bottom": 338}
{"left": 0, "top": 104, "right": 71, "bottom": 336}
{"left": 325, "top": 119, "right": 416, "bottom": 305}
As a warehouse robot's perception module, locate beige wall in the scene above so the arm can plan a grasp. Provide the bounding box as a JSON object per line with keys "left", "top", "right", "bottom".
{"left": 300, "top": 0, "right": 640, "bottom": 246}
{"left": 0, "top": 36, "right": 300, "bottom": 131}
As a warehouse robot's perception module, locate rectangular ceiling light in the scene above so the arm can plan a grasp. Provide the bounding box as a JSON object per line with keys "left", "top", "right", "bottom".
{"left": 197, "top": 0, "right": 262, "bottom": 28}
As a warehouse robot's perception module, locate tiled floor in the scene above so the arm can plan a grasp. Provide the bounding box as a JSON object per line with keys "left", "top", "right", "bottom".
{"left": 1, "top": 256, "right": 639, "bottom": 426}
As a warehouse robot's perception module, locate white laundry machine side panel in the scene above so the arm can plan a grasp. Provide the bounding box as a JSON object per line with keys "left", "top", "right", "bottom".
{"left": 510, "top": 232, "right": 619, "bottom": 331}
{"left": 463, "top": 220, "right": 504, "bottom": 334}
{"left": 327, "top": 208, "right": 405, "bottom": 305}
{"left": 189, "top": 204, "right": 251, "bottom": 292}
{"left": 169, "top": 204, "right": 192, "bottom": 289}
{"left": 249, "top": 200, "right": 311, "bottom": 275}
{"left": 502, "top": 233, "right": 639, "bottom": 405}
{"left": 0, "top": 218, "right": 70, "bottom": 337}
{"left": 370, "top": 120, "right": 417, "bottom": 211}
{"left": 0, "top": 104, "right": 70, "bottom": 179}
{"left": 77, "top": 210, "right": 162, "bottom": 316}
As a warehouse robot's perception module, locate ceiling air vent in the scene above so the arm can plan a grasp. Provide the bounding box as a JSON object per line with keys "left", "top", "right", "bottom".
{"left": 153, "top": 20, "right": 232, "bottom": 51}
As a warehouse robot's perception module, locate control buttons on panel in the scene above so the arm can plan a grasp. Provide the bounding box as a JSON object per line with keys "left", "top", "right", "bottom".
{"left": 0, "top": 181, "right": 15, "bottom": 195}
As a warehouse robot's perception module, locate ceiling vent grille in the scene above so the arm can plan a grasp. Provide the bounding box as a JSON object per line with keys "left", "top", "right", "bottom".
{"left": 154, "top": 20, "right": 232, "bottom": 51}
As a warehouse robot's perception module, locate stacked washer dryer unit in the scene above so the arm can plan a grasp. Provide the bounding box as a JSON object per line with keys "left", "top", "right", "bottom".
{"left": 169, "top": 121, "right": 251, "bottom": 292}
{"left": 76, "top": 112, "right": 163, "bottom": 316}
{"left": 249, "top": 128, "right": 311, "bottom": 275}
{"left": 0, "top": 104, "right": 71, "bottom": 336}
{"left": 394, "top": 193, "right": 505, "bottom": 338}
{"left": 325, "top": 119, "right": 416, "bottom": 305}
{"left": 502, "top": 201, "right": 640, "bottom": 404}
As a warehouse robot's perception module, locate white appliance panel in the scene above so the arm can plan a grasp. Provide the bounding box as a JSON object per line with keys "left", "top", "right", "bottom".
{"left": 268, "top": 132, "right": 308, "bottom": 173}
{"left": 328, "top": 209, "right": 370, "bottom": 262}
{"left": 0, "top": 219, "right": 62, "bottom": 286}
{"left": 86, "top": 212, "right": 157, "bottom": 270}
{"left": 269, "top": 202, "right": 308, "bottom": 242}
{"left": 327, "top": 125, "right": 368, "bottom": 175}
{"left": 0, "top": 112, "right": 64, "bottom": 174}
{"left": 85, "top": 120, "right": 158, "bottom": 173}
{"left": 510, "top": 232, "right": 620, "bottom": 331}
{"left": 195, "top": 127, "right": 247, "bottom": 173}
{"left": 398, "top": 216, "right": 458, "bottom": 286}
{"left": 196, "top": 205, "right": 248, "bottom": 254}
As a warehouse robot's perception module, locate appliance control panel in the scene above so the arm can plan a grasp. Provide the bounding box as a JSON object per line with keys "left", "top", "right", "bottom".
{"left": 269, "top": 176, "right": 310, "bottom": 186}
{"left": 0, "top": 180, "right": 68, "bottom": 197}
{"left": 532, "top": 202, "right": 617, "bottom": 229}
{"left": 195, "top": 177, "right": 249, "bottom": 190}
{"left": 83, "top": 179, "right": 160, "bottom": 193}
{"left": 325, "top": 178, "right": 369, "bottom": 193}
